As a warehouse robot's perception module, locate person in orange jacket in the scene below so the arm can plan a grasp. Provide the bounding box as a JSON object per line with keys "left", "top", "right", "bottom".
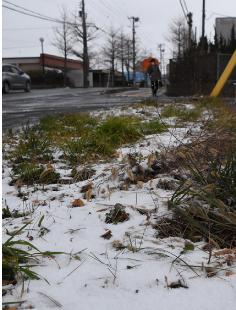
{"left": 147, "top": 58, "right": 162, "bottom": 97}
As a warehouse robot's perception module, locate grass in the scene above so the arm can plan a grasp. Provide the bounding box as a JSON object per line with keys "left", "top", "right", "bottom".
{"left": 137, "top": 98, "right": 158, "bottom": 107}
{"left": 12, "top": 127, "right": 52, "bottom": 164}
{"left": 39, "top": 114, "right": 166, "bottom": 166}
{"left": 154, "top": 99, "right": 236, "bottom": 248}
{"left": 11, "top": 162, "right": 60, "bottom": 186}
{"left": 7, "top": 113, "right": 159, "bottom": 173}
{"left": 2, "top": 224, "right": 63, "bottom": 284}
{"left": 141, "top": 119, "right": 166, "bottom": 135}
{"left": 61, "top": 115, "right": 142, "bottom": 164}
{"left": 161, "top": 104, "right": 203, "bottom": 122}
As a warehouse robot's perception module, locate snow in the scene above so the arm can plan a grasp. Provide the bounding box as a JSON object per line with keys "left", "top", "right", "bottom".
{"left": 2, "top": 102, "right": 236, "bottom": 310}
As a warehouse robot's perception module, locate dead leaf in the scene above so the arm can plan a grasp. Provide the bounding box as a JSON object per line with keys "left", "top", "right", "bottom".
{"left": 86, "top": 188, "right": 93, "bottom": 201}
{"left": 100, "top": 230, "right": 112, "bottom": 240}
{"left": 214, "top": 248, "right": 236, "bottom": 256}
{"left": 80, "top": 182, "right": 93, "bottom": 193}
{"left": 168, "top": 280, "right": 188, "bottom": 289}
{"left": 226, "top": 255, "right": 236, "bottom": 266}
{"left": 14, "top": 179, "right": 23, "bottom": 188}
{"left": 71, "top": 199, "right": 85, "bottom": 208}
{"left": 111, "top": 167, "right": 118, "bottom": 181}
{"left": 225, "top": 271, "right": 234, "bottom": 277}
{"left": 96, "top": 208, "right": 109, "bottom": 212}
{"left": 46, "top": 163, "right": 54, "bottom": 170}
{"left": 137, "top": 181, "right": 143, "bottom": 189}
{"left": 205, "top": 266, "right": 217, "bottom": 278}
{"left": 147, "top": 153, "right": 156, "bottom": 167}
{"left": 2, "top": 279, "right": 17, "bottom": 286}
{"left": 112, "top": 240, "right": 126, "bottom": 250}
{"left": 127, "top": 169, "right": 135, "bottom": 182}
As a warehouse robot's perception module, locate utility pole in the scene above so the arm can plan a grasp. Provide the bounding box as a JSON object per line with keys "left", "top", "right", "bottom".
{"left": 81, "top": 0, "right": 89, "bottom": 87}
{"left": 158, "top": 44, "right": 165, "bottom": 75}
{"left": 120, "top": 33, "right": 125, "bottom": 86}
{"left": 201, "top": 0, "right": 206, "bottom": 41}
{"left": 39, "top": 37, "right": 45, "bottom": 76}
{"left": 126, "top": 39, "right": 131, "bottom": 83}
{"left": 187, "top": 12, "right": 193, "bottom": 49}
{"left": 178, "top": 25, "right": 181, "bottom": 58}
{"left": 129, "top": 16, "right": 139, "bottom": 86}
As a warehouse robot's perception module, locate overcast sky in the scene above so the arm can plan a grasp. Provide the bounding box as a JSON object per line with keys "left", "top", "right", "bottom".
{"left": 2, "top": 0, "right": 236, "bottom": 65}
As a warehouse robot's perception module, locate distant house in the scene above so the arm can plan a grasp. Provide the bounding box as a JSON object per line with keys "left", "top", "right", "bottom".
{"left": 92, "top": 69, "right": 125, "bottom": 87}
{"left": 2, "top": 54, "right": 93, "bottom": 87}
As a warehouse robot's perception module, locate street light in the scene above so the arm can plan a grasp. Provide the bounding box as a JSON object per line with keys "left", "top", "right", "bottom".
{"left": 39, "top": 37, "right": 45, "bottom": 76}
{"left": 129, "top": 16, "right": 139, "bottom": 86}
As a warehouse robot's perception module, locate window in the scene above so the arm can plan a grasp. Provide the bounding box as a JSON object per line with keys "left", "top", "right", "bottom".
{"left": 10, "top": 66, "right": 21, "bottom": 74}
{"left": 2, "top": 65, "right": 11, "bottom": 72}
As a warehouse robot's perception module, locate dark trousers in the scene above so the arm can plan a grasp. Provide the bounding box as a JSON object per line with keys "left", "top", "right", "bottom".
{"left": 151, "top": 81, "right": 158, "bottom": 96}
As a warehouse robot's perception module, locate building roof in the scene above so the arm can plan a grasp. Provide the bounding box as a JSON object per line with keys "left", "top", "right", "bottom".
{"left": 2, "top": 53, "right": 83, "bottom": 70}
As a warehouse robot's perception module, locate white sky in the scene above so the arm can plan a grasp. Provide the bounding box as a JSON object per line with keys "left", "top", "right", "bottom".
{"left": 2, "top": 0, "right": 236, "bottom": 64}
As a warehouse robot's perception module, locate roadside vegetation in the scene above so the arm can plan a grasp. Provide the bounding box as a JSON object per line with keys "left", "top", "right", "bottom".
{"left": 6, "top": 113, "right": 168, "bottom": 185}
{"left": 155, "top": 99, "right": 236, "bottom": 248}
{"left": 2, "top": 98, "right": 236, "bottom": 297}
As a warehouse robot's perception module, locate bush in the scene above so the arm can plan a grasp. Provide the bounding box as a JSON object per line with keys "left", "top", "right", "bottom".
{"left": 27, "top": 70, "right": 64, "bottom": 87}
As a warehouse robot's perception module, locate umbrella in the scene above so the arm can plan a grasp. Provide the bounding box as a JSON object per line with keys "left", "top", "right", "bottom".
{"left": 141, "top": 57, "right": 160, "bottom": 72}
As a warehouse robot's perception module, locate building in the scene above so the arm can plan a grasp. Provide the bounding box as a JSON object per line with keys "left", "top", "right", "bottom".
{"left": 2, "top": 54, "right": 93, "bottom": 87}
{"left": 216, "top": 17, "right": 236, "bottom": 41}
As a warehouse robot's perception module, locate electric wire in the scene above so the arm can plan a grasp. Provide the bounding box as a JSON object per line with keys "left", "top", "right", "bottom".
{"left": 3, "top": 2, "right": 105, "bottom": 32}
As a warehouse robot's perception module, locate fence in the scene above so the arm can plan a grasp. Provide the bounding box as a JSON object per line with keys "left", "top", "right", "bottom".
{"left": 167, "top": 53, "right": 236, "bottom": 97}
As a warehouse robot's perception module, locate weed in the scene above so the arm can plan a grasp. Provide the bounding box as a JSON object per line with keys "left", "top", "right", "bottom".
{"left": 11, "top": 162, "right": 60, "bottom": 185}
{"left": 62, "top": 116, "right": 143, "bottom": 165}
{"left": 156, "top": 143, "right": 236, "bottom": 247}
{"left": 39, "top": 113, "right": 98, "bottom": 144}
{"left": 96, "top": 116, "right": 141, "bottom": 145}
{"left": 13, "top": 127, "right": 52, "bottom": 164}
{"left": 2, "top": 224, "right": 63, "bottom": 284}
{"left": 62, "top": 139, "right": 83, "bottom": 165}
{"left": 136, "top": 98, "right": 158, "bottom": 107}
{"left": 105, "top": 204, "right": 130, "bottom": 224}
{"left": 2, "top": 206, "right": 30, "bottom": 219}
{"left": 161, "top": 104, "right": 202, "bottom": 122}
{"left": 141, "top": 119, "right": 167, "bottom": 135}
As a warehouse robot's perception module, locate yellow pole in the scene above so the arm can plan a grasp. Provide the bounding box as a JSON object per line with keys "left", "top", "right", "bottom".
{"left": 210, "top": 50, "right": 236, "bottom": 97}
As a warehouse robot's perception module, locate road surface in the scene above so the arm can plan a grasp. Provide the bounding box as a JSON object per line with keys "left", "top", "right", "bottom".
{"left": 2, "top": 87, "right": 152, "bottom": 131}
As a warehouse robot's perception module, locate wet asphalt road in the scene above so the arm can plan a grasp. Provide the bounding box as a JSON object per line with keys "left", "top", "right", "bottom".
{"left": 2, "top": 87, "right": 150, "bottom": 131}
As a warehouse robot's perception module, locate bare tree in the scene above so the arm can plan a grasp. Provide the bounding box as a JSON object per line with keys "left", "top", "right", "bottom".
{"left": 167, "top": 17, "right": 188, "bottom": 58}
{"left": 70, "top": 9, "right": 98, "bottom": 86}
{"left": 124, "top": 37, "right": 132, "bottom": 83}
{"left": 53, "top": 7, "right": 73, "bottom": 86}
{"left": 117, "top": 31, "right": 126, "bottom": 85}
{"left": 102, "top": 27, "right": 119, "bottom": 87}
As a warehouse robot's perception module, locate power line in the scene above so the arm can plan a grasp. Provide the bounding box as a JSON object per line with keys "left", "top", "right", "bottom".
{"left": 2, "top": 5, "right": 63, "bottom": 24}
{"left": 3, "top": 0, "right": 59, "bottom": 22}
{"left": 3, "top": 3, "right": 106, "bottom": 34}
{"left": 3, "top": 45, "right": 42, "bottom": 49}
{"left": 182, "top": 0, "right": 189, "bottom": 14}
{"left": 179, "top": 0, "right": 188, "bottom": 21}
{"left": 3, "top": 26, "right": 53, "bottom": 31}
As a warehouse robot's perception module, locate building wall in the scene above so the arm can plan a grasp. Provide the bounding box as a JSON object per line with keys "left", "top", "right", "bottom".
{"left": 2, "top": 57, "right": 41, "bottom": 71}
{"left": 2, "top": 54, "right": 86, "bottom": 87}
{"left": 41, "top": 54, "right": 83, "bottom": 70}
{"left": 216, "top": 17, "right": 236, "bottom": 41}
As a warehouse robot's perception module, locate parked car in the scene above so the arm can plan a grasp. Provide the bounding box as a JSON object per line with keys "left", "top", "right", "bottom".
{"left": 2, "top": 64, "right": 31, "bottom": 93}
